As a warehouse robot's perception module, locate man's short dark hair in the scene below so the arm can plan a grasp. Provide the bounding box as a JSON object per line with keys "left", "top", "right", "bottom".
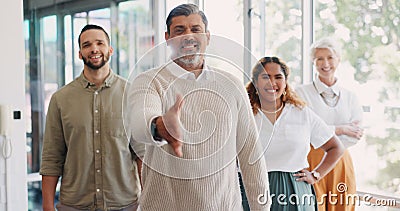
{"left": 78, "top": 24, "right": 110, "bottom": 48}
{"left": 166, "top": 4, "right": 208, "bottom": 35}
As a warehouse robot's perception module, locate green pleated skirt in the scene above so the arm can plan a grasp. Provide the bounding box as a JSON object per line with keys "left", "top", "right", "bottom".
{"left": 239, "top": 171, "right": 317, "bottom": 211}
{"left": 268, "top": 171, "right": 317, "bottom": 211}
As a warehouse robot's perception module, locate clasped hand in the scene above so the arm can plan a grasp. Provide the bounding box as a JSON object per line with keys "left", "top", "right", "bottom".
{"left": 338, "top": 121, "right": 364, "bottom": 140}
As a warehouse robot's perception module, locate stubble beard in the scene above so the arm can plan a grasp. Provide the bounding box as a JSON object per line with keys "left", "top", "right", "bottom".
{"left": 83, "top": 53, "right": 109, "bottom": 70}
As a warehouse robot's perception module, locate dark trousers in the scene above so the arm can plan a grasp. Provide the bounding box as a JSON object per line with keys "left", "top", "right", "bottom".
{"left": 238, "top": 172, "right": 250, "bottom": 211}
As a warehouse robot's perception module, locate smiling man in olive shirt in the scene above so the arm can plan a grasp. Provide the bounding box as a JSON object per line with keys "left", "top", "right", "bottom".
{"left": 40, "top": 24, "right": 144, "bottom": 211}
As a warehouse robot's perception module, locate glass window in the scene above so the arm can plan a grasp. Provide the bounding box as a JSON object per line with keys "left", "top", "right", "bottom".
{"left": 42, "top": 16, "right": 60, "bottom": 114}
{"left": 72, "top": 12, "right": 87, "bottom": 77}
{"left": 166, "top": 0, "right": 190, "bottom": 15}
{"left": 204, "top": 0, "right": 245, "bottom": 81}
{"left": 25, "top": 15, "right": 60, "bottom": 210}
{"left": 204, "top": 1, "right": 243, "bottom": 46}
{"left": 118, "top": 0, "right": 154, "bottom": 78}
{"left": 315, "top": 0, "right": 400, "bottom": 198}
{"left": 64, "top": 15, "right": 74, "bottom": 84}
{"left": 252, "top": 1, "right": 303, "bottom": 86}
{"left": 27, "top": 181, "right": 43, "bottom": 210}
{"left": 24, "top": 19, "right": 33, "bottom": 174}
{"left": 88, "top": 8, "right": 111, "bottom": 30}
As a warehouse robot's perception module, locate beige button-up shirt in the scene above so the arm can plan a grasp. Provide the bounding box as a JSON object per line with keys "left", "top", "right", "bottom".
{"left": 40, "top": 71, "right": 143, "bottom": 210}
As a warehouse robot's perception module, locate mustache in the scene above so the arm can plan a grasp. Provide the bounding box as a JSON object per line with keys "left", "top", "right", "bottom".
{"left": 181, "top": 39, "right": 199, "bottom": 47}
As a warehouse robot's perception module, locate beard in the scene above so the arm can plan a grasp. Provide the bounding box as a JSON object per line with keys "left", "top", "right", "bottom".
{"left": 82, "top": 53, "right": 109, "bottom": 70}
{"left": 176, "top": 53, "right": 202, "bottom": 67}
{"left": 174, "top": 39, "right": 203, "bottom": 68}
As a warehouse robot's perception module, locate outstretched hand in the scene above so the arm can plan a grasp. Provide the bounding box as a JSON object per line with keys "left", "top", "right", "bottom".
{"left": 157, "top": 95, "right": 185, "bottom": 157}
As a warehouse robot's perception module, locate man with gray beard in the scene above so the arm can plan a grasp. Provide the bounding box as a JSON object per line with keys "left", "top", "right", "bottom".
{"left": 128, "top": 4, "right": 270, "bottom": 211}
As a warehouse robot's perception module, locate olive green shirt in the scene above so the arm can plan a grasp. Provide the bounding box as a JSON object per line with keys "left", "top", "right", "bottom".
{"left": 40, "top": 71, "right": 143, "bottom": 210}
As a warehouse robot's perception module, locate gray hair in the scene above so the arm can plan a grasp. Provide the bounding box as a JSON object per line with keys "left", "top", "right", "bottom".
{"left": 166, "top": 4, "right": 208, "bottom": 35}
{"left": 310, "top": 38, "right": 341, "bottom": 61}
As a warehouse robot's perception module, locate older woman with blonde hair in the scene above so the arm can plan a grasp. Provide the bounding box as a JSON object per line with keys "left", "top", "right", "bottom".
{"left": 296, "top": 38, "right": 364, "bottom": 211}
{"left": 245, "top": 56, "right": 344, "bottom": 210}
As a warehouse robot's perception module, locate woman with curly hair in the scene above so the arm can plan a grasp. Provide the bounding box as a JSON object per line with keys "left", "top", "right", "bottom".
{"left": 244, "top": 56, "right": 344, "bottom": 210}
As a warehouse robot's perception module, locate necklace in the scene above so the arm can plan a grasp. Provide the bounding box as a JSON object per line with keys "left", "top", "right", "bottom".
{"left": 261, "top": 103, "right": 284, "bottom": 114}
{"left": 313, "top": 82, "right": 340, "bottom": 107}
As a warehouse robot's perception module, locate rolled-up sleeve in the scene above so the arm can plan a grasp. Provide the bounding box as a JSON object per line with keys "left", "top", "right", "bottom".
{"left": 40, "top": 95, "right": 67, "bottom": 176}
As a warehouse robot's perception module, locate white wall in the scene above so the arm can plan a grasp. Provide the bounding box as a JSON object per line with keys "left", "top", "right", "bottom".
{"left": 0, "top": 0, "right": 28, "bottom": 210}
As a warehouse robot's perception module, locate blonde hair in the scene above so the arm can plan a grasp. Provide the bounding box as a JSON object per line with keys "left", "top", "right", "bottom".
{"left": 246, "top": 56, "right": 306, "bottom": 115}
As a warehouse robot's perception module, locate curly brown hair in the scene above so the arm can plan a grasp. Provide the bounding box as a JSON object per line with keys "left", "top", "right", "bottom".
{"left": 246, "top": 56, "right": 306, "bottom": 115}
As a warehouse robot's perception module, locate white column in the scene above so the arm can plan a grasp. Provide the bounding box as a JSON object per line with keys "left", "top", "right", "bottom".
{"left": 153, "top": 0, "right": 167, "bottom": 66}
{"left": 0, "top": 0, "right": 28, "bottom": 211}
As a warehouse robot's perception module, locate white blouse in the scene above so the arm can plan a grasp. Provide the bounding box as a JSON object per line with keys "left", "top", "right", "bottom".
{"left": 255, "top": 104, "right": 334, "bottom": 172}
{"left": 296, "top": 77, "right": 363, "bottom": 148}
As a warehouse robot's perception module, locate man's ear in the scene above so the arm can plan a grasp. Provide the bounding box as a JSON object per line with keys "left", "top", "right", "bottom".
{"left": 109, "top": 46, "right": 114, "bottom": 56}
{"left": 165, "top": 31, "right": 170, "bottom": 45}
{"left": 78, "top": 50, "right": 83, "bottom": 60}
{"left": 206, "top": 30, "right": 210, "bottom": 45}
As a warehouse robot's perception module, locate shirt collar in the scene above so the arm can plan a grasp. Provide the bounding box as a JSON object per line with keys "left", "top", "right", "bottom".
{"left": 166, "top": 60, "right": 215, "bottom": 82}
{"left": 77, "top": 69, "right": 116, "bottom": 89}
{"left": 314, "top": 76, "right": 340, "bottom": 95}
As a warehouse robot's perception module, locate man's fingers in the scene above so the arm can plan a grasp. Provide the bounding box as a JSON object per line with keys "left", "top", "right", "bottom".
{"left": 171, "top": 140, "right": 183, "bottom": 157}
{"left": 161, "top": 94, "right": 185, "bottom": 157}
{"left": 174, "top": 94, "right": 185, "bottom": 111}
{"left": 174, "top": 145, "right": 183, "bottom": 157}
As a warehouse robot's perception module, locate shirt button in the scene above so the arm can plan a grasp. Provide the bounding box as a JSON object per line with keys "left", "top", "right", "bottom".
{"left": 95, "top": 110, "right": 98, "bottom": 113}
{"left": 97, "top": 169, "right": 100, "bottom": 173}
{"left": 95, "top": 130, "right": 99, "bottom": 134}
{"left": 96, "top": 188, "right": 100, "bottom": 192}
{"left": 94, "top": 91, "right": 98, "bottom": 95}
{"left": 96, "top": 150, "right": 100, "bottom": 153}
